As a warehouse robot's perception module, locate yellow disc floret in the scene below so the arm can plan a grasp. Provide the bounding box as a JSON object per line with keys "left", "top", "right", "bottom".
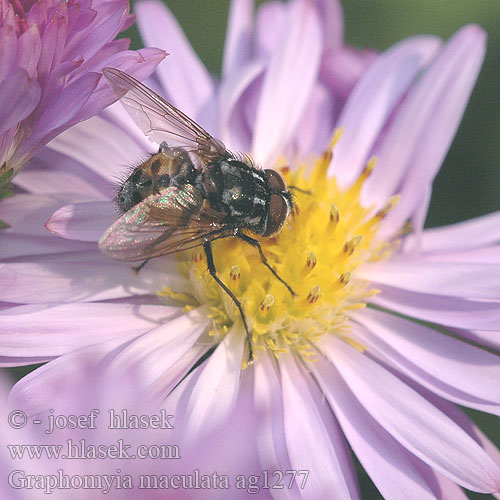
{"left": 158, "top": 134, "right": 400, "bottom": 364}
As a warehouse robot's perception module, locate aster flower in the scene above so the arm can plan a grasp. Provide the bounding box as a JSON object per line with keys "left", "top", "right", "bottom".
{"left": 2, "top": 0, "right": 500, "bottom": 499}
{"left": 0, "top": 0, "right": 165, "bottom": 198}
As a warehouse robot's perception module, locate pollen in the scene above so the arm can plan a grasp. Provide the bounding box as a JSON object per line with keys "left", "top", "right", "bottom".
{"left": 161, "top": 135, "right": 400, "bottom": 363}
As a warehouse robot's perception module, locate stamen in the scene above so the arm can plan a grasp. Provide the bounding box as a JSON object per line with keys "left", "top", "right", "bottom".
{"left": 230, "top": 265, "right": 241, "bottom": 281}
{"left": 306, "top": 251, "right": 317, "bottom": 269}
{"left": 306, "top": 285, "right": 321, "bottom": 304}
{"left": 192, "top": 250, "right": 204, "bottom": 263}
{"left": 259, "top": 294, "right": 275, "bottom": 312}
{"left": 329, "top": 204, "right": 339, "bottom": 224}
{"left": 343, "top": 235, "right": 363, "bottom": 256}
{"left": 375, "top": 195, "right": 400, "bottom": 219}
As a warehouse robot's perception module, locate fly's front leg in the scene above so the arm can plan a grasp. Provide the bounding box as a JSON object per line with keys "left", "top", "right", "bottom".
{"left": 203, "top": 242, "right": 255, "bottom": 364}
{"left": 236, "top": 231, "right": 296, "bottom": 297}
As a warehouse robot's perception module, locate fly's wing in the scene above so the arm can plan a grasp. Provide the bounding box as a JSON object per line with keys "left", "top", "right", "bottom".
{"left": 98, "top": 185, "right": 229, "bottom": 261}
{"left": 103, "top": 67, "right": 228, "bottom": 162}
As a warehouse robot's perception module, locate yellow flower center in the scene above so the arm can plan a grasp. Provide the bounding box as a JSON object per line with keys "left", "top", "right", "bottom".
{"left": 159, "top": 133, "right": 401, "bottom": 365}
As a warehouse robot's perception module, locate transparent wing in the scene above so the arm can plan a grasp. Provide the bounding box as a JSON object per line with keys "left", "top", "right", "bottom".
{"left": 98, "top": 185, "right": 229, "bottom": 261}
{"left": 103, "top": 67, "right": 227, "bottom": 160}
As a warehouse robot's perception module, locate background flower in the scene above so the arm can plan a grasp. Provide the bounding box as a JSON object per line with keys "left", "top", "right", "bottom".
{"left": 1, "top": 1, "right": 500, "bottom": 499}
{"left": 0, "top": 0, "right": 165, "bottom": 199}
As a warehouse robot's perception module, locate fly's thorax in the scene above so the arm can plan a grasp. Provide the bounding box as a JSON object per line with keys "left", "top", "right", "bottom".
{"left": 201, "top": 158, "right": 271, "bottom": 234}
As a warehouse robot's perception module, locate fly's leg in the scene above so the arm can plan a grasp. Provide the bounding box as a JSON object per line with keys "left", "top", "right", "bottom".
{"left": 203, "top": 241, "right": 255, "bottom": 364}
{"left": 132, "top": 258, "right": 150, "bottom": 273}
{"left": 236, "top": 231, "right": 296, "bottom": 297}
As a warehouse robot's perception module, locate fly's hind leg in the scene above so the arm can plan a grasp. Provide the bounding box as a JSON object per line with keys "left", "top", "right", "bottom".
{"left": 203, "top": 241, "right": 255, "bottom": 364}
{"left": 132, "top": 258, "right": 150, "bottom": 274}
{"left": 236, "top": 231, "right": 296, "bottom": 297}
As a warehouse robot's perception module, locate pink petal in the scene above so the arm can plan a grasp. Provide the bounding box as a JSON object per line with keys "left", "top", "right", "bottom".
{"left": 329, "top": 35, "right": 441, "bottom": 187}
{"left": 222, "top": 0, "right": 254, "bottom": 78}
{"left": 371, "top": 285, "right": 500, "bottom": 331}
{"left": 369, "top": 26, "right": 486, "bottom": 233}
{"left": 323, "top": 336, "right": 500, "bottom": 492}
{"left": 0, "top": 302, "right": 172, "bottom": 361}
{"left": 280, "top": 354, "right": 359, "bottom": 499}
{"left": 352, "top": 308, "right": 500, "bottom": 415}
{"left": 251, "top": 0, "right": 323, "bottom": 167}
{"left": 46, "top": 201, "right": 116, "bottom": 242}
{"left": 359, "top": 259, "right": 500, "bottom": 300}
{"left": 312, "top": 357, "right": 441, "bottom": 500}
{"left": 135, "top": 0, "right": 215, "bottom": 120}
{"left": 175, "top": 325, "right": 245, "bottom": 442}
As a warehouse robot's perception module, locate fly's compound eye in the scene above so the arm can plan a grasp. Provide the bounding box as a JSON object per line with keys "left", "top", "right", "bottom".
{"left": 262, "top": 194, "right": 289, "bottom": 236}
{"left": 264, "top": 169, "right": 286, "bottom": 191}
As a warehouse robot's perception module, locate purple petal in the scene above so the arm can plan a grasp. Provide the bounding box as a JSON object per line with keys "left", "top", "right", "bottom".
{"left": 352, "top": 308, "right": 500, "bottom": 415}
{"left": 420, "top": 211, "right": 500, "bottom": 253}
{"left": 371, "top": 285, "right": 500, "bottom": 331}
{"left": 0, "top": 302, "right": 171, "bottom": 361}
{"left": 222, "top": 0, "right": 254, "bottom": 78}
{"left": 219, "top": 59, "right": 265, "bottom": 151}
{"left": 9, "top": 338, "right": 131, "bottom": 415}
{"left": 315, "top": 0, "right": 343, "bottom": 51}
{"left": 452, "top": 329, "right": 500, "bottom": 351}
{"left": 359, "top": 259, "right": 500, "bottom": 300}
{"left": 175, "top": 325, "right": 244, "bottom": 442}
{"left": 16, "top": 24, "right": 41, "bottom": 79}
{"left": 368, "top": 26, "right": 486, "bottom": 233}
{"left": 64, "top": 1, "right": 129, "bottom": 62}
{"left": 47, "top": 112, "right": 149, "bottom": 182}
{"left": 0, "top": 254, "right": 173, "bottom": 303}
{"left": 280, "top": 354, "right": 359, "bottom": 499}
{"left": 0, "top": 25, "right": 16, "bottom": 82}
{"left": 0, "top": 68, "right": 40, "bottom": 135}
{"left": 34, "top": 72, "right": 101, "bottom": 135}
{"left": 0, "top": 192, "right": 89, "bottom": 237}
{"left": 423, "top": 246, "right": 500, "bottom": 264}
{"left": 323, "top": 336, "right": 500, "bottom": 492}
{"left": 135, "top": 0, "right": 215, "bottom": 120}
{"left": 253, "top": 351, "right": 299, "bottom": 498}
{"left": 252, "top": 0, "right": 323, "bottom": 167}
{"left": 254, "top": 1, "right": 285, "bottom": 59}
{"left": 329, "top": 35, "right": 441, "bottom": 187}
{"left": 73, "top": 47, "right": 167, "bottom": 123}
{"left": 312, "top": 357, "right": 441, "bottom": 500}
{"left": 15, "top": 148, "right": 111, "bottom": 198}
{"left": 106, "top": 309, "right": 206, "bottom": 389}
{"left": 46, "top": 201, "right": 116, "bottom": 242}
